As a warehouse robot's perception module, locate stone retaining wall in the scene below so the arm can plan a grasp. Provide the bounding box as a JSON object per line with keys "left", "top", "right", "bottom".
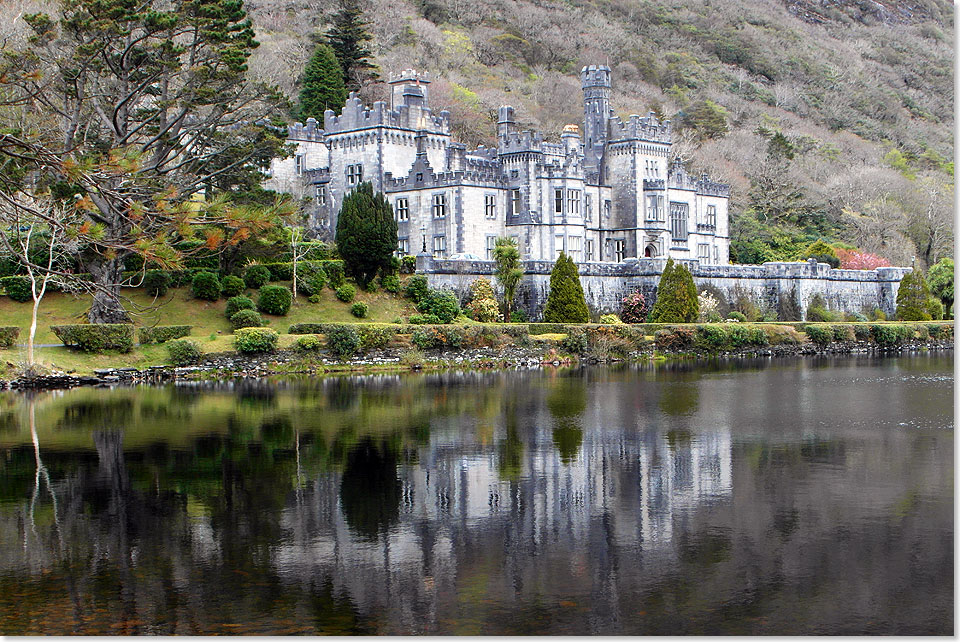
{"left": 416, "top": 255, "right": 911, "bottom": 320}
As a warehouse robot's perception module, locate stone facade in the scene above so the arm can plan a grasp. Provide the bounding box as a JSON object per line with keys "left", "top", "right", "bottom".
{"left": 417, "top": 255, "right": 912, "bottom": 320}
{"left": 266, "top": 66, "right": 730, "bottom": 264}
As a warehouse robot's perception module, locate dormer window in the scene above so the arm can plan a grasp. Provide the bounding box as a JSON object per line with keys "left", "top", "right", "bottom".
{"left": 346, "top": 164, "right": 363, "bottom": 185}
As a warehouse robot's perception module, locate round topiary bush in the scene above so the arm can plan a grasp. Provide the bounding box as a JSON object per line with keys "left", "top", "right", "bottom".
{"left": 221, "top": 275, "right": 245, "bottom": 297}
{"left": 225, "top": 295, "right": 255, "bottom": 319}
{"left": 243, "top": 264, "right": 271, "bottom": 290}
{"left": 230, "top": 309, "right": 263, "bottom": 329}
{"left": 191, "top": 271, "right": 221, "bottom": 301}
{"left": 257, "top": 285, "right": 292, "bottom": 316}
{"left": 325, "top": 324, "right": 360, "bottom": 358}
{"left": 144, "top": 270, "right": 171, "bottom": 297}
{"left": 166, "top": 339, "right": 203, "bottom": 366}
{"left": 335, "top": 284, "right": 356, "bottom": 302}
{"left": 234, "top": 327, "right": 278, "bottom": 353}
{"left": 351, "top": 301, "right": 369, "bottom": 318}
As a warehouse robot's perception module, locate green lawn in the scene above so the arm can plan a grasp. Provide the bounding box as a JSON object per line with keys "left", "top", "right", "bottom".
{"left": 0, "top": 282, "right": 418, "bottom": 376}
{"left": 0, "top": 282, "right": 418, "bottom": 344}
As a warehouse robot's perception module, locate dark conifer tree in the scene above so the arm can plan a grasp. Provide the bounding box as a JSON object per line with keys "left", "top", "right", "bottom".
{"left": 543, "top": 253, "right": 589, "bottom": 323}
{"left": 325, "top": 0, "right": 376, "bottom": 91}
{"left": 895, "top": 269, "right": 933, "bottom": 321}
{"left": 298, "top": 43, "right": 347, "bottom": 120}
{"left": 649, "top": 258, "right": 699, "bottom": 322}
{"left": 334, "top": 182, "right": 398, "bottom": 287}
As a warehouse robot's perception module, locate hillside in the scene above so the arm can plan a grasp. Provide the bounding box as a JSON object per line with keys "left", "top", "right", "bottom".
{"left": 244, "top": 0, "right": 954, "bottom": 267}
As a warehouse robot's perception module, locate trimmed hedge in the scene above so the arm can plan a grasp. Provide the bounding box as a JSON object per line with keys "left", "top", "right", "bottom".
{"left": 1, "top": 276, "right": 31, "bottom": 302}
{"left": 0, "top": 326, "right": 20, "bottom": 347}
{"left": 138, "top": 325, "right": 192, "bottom": 344}
{"left": 260, "top": 260, "right": 346, "bottom": 284}
{"left": 234, "top": 327, "right": 278, "bottom": 353}
{"left": 52, "top": 324, "right": 135, "bottom": 353}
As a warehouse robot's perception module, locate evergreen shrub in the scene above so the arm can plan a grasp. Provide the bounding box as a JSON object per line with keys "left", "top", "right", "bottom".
{"left": 52, "top": 324, "right": 134, "bottom": 353}
{"left": 336, "top": 284, "right": 356, "bottom": 302}
{"left": 1, "top": 276, "right": 31, "bottom": 302}
{"left": 0, "top": 326, "right": 20, "bottom": 347}
{"left": 419, "top": 289, "right": 460, "bottom": 323}
{"left": 144, "top": 270, "right": 171, "bottom": 297}
{"left": 380, "top": 274, "right": 401, "bottom": 293}
{"left": 221, "top": 275, "right": 245, "bottom": 297}
{"left": 230, "top": 309, "right": 263, "bottom": 329}
{"left": 804, "top": 325, "right": 832, "bottom": 346}
{"left": 234, "top": 327, "right": 278, "bottom": 353}
{"left": 257, "top": 285, "right": 292, "bottom": 316}
{"left": 191, "top": 271, "right": 221, "bottom": 301}
{"left": 648, "top": 259, "right": 698, "bottom": 323}
{"left": 404, "top": 275, "right": 429, "bottom": 303}
{"left": 543, "top": 253, "right": 589, "bottom": 323}
{"left": 166, "top": 339, "right": 203, "bottom": 366}
{"left": 138, "top": 325, "right": 191, "bottom": 344}
{"left": 351, "top": 301, "right": 369, "bottom": 318}
{"left": 294, "top": 334, "right": 324, "bottom": 352}
{"left": 225, "top": 295, "right": 255, "bottom": 319}
{"left": 243, "top": 264, "right": 271, "bottom": 289}
{"left": 326, "top": 324, "right": 360, "bottom": 357}
{"left": 896, "top": 271, "right": 933, "bottom": 321}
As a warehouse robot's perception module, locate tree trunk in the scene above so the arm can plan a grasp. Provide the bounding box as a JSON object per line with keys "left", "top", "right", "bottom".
{"left": 87, "top": 256, "right": 131, "bottom": 324}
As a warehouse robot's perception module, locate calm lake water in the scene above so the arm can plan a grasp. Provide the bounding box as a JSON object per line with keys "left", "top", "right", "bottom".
{"left": 0, "top": 353, "right": 953, "bottom": 635}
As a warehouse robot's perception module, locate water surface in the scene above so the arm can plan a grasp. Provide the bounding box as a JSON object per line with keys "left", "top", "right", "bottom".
{"left": 0, "top": 354, "right": 952, "bottom": 634}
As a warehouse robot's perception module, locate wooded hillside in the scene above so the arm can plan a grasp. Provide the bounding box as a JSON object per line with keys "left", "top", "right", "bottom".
{"left": 4, "top": 0, "right": 951, "bottom": 266}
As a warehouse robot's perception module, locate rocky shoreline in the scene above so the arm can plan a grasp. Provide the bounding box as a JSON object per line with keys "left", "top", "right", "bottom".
{"left": 0, "top": 338, "right": 952, "bottom": 391}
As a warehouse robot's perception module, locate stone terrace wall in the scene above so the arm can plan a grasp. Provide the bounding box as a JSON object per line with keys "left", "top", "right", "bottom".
{"left": 416, "top": 255, "right": 911, "bottom": 320}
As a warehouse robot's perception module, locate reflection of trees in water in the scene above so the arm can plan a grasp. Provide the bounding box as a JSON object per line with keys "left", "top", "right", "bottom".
{"left": 657, "top": 383, "right": 699, "bottom": 417}
{"left": 339, "top": 438, "right": 401, "bottom": 541}
{"left": 546, "top": 377, "right": 587, "bottom": 464}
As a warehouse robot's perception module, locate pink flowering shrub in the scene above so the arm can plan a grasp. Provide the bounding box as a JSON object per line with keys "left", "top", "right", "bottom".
{"left": 620, "top": 290, "right": 648, "bottom": 323}
{"left": 836, "top": 248, "right": 891, "bottom": 270}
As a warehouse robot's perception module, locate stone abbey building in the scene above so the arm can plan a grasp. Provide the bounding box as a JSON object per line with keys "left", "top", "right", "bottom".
{"left": 267, "top": 65, "right": 731, "bottom": 265}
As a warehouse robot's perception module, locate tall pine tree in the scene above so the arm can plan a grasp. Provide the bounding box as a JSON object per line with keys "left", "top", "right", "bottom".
{"left": 325, "top": 0, "right": 376, "bottom": 91}
{"left": 543, "top": 253, "right": 589, "bottom": 323}
{"left": 299, "top": 43, "right": 347, "bottom": 120}
{"left": 334, "top": 182, "right": 398, "bottom": 287}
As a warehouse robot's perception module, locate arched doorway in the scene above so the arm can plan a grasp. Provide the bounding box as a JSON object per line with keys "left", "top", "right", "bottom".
{"left": 644, "top": 243, "right": 657, "bottom": 258}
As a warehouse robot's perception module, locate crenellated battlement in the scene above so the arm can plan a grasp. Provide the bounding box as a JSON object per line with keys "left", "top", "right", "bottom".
{"left": 498, "top": 130, "right": 544, "bottom": 154}
{"left": 287, "top": 118, "right": 325, "bottom": 142}
{"left": 322, "top": 93, "right": 450, "bottom": 136}
{"left": 609, "top": 111, "right": 672, "bottom": 144}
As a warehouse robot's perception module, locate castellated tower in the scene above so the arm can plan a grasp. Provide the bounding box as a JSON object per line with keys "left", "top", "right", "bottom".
{"left": 581, "top": 65, "right": 612, "bottom": 171}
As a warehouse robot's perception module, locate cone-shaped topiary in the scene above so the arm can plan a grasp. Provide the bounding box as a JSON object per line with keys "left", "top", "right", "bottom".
{"left": 335, "top": 182, "right": 398, "bottom": 288}
{"left": 649, "top": 258, "right": 699, "bottom": 322}
{"left": 543, "top": 252, "right": 589, "bottom": 323}
{"left": 896, "top": 269, "right": 933, "bottom": 321}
